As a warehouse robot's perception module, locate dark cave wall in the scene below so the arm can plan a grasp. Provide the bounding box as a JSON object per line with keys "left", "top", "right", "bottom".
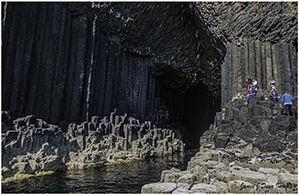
{"left": 2, "top": 2, "right": 222, "bottom": 138}
{"left": 2, "top": 3, "right": 153, "bottom": 124}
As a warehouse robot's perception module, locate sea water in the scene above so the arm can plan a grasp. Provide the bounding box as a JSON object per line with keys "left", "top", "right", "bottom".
{"left": 2, "top": 149, "right": 198, "bottom": 193}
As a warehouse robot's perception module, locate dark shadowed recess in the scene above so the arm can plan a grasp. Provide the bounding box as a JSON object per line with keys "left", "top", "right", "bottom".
{"left": 182, "top": 83, "right": 221, "bottom": 148}
{"left": 154, "top": 75, "right": 221, "bottom": 149}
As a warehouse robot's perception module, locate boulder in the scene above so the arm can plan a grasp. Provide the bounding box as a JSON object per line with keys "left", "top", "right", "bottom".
{"left": 189, "top": 183, "right": 219, "bottom": 193}
{"left": 228, "top": 166, "right": 267, "bottom": 185}
{"left": 141, "top": 183, "right": 177, "bottom": 193}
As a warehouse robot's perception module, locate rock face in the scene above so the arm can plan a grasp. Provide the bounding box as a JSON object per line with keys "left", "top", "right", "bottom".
{"left": 1, "top": 2, "right": 222, "bottom": 139}
{"left": 1, "top": 2, "right": 297, "bottom": 148}
{"left": 141, "top": 89, "right": 298, "bottom": 194}
{"left": 221, "top": 38, "right": 297, "bottom": 107}
{"left": 1, "top": 110, "right": 185, "bottom": 182}
{"left": 140, "top": 2, "right": 298, "bottom": 191}
{"left": 1, "top": 2, "right": 298, "bottom": 189}
{"left": 196, "top": 2, "right": 297, "bottom": 44}
{"left": 195, "top": 2, "right": 298, "bottom": 106}
{"left": 2, "top": 2, "right": 224, "bottom": 148}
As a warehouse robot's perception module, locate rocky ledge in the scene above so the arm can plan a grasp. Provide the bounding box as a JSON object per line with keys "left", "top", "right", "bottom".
{"left": 1, "top": 109, "right": 185, "bottom": 182}
{"left": 141, "top": 89, "right": 298, "bottom": 194}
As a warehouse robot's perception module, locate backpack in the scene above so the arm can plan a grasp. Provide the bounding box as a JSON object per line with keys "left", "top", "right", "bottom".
{"left": 270, "top": 79, "right": 276, "bottom": 85}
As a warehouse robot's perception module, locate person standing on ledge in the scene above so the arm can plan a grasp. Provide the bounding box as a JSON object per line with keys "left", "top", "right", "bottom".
{"left": 280, "top": 91, "right": 294, "bottom": 116}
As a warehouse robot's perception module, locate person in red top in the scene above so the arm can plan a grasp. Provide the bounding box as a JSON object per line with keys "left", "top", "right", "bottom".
{"left": 246, "top": 75, "right": 252, "bottom": 94}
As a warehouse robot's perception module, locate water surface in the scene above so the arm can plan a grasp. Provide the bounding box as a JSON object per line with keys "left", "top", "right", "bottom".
{"left": 2, "top": 149, "right": 198, "bottom": 193}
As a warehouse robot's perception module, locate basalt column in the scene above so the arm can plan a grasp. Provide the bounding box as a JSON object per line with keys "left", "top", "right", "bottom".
{"left": 2, "top": 2, "right": 224, "bottom": 149}
{"left": 2, "top": 3, "right": 155, "bottom": 124}
{"left": 195, "top": 2, "right": 298, "bottom": 106}
{"left": 221, "top": 39, "right": 297, "bottom": 106}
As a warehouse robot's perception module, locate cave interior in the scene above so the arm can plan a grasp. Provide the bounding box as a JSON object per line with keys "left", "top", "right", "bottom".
{"left": 152, "top": 72, "right": 221, "bottom": 149}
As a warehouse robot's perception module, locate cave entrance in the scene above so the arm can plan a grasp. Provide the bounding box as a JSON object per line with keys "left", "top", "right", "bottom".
{"left": 154, "top": 75, "right": 221, "bottom": 149}
{"left": 182, "top": 83, "right": 221, "bottom": 148}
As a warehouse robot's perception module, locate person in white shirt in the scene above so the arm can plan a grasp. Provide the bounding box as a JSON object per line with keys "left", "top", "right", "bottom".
{"left": 252, "top": 79, "right": 257, "bottom": 86}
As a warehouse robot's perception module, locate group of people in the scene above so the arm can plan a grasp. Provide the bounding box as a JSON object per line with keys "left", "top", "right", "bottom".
{"left": 244, "top": 76, "right": 294, "bottom": 116}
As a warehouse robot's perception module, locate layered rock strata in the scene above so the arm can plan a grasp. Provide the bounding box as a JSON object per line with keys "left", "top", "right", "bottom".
{"left": 1, "top": 110, "right": 185, "bottom": 182}
{"left": 141, "top": 89, "right": 298, "bottom": 194}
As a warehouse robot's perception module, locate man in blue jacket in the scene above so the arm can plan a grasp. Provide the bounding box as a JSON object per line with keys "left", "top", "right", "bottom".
{"left": 280, "top": 91, "right": 294, "bottom": 116}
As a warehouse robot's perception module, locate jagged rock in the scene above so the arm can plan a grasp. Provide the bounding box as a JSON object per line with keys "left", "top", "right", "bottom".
{"left": 142, "top": 89, "right": 297, "bottom": 193}
{"left": 1, "top": 110, "right": 185, "bottom": 181}
{"left": 161, "top": 167, "right": 182, "bottom": 183}
{"left": 1, "top": 2, "right": 297, "bottom": 192}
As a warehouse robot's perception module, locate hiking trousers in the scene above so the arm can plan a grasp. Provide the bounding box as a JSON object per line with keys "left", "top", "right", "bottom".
{"left": 246, "top": 93, "right": 256, "bottom": 102}
{"left": 271, "top": 97, "right": 280, "bottom": 104}
{"left": 284, "top": 104, "right": 292, "bottom": 116}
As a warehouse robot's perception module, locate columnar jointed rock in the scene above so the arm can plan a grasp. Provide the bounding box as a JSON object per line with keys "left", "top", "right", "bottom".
{"left": 2, "top": 2, "right": 223, "bottom": 127}
{"left": 221, "top": 39, "right": 297, "bottom": 107}
{"left": 141, "top": 89, "right": 297, "bottom": 194}
{"left": 195, "top": 2, "right": 298, "bottom": 107}
{"left": 1, "top": 109, "right": 185, "bottom": 182}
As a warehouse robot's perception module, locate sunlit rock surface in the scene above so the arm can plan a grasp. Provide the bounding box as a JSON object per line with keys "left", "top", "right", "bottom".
{"left": 141, "top": 89, "right": 298, "bottom": 194}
